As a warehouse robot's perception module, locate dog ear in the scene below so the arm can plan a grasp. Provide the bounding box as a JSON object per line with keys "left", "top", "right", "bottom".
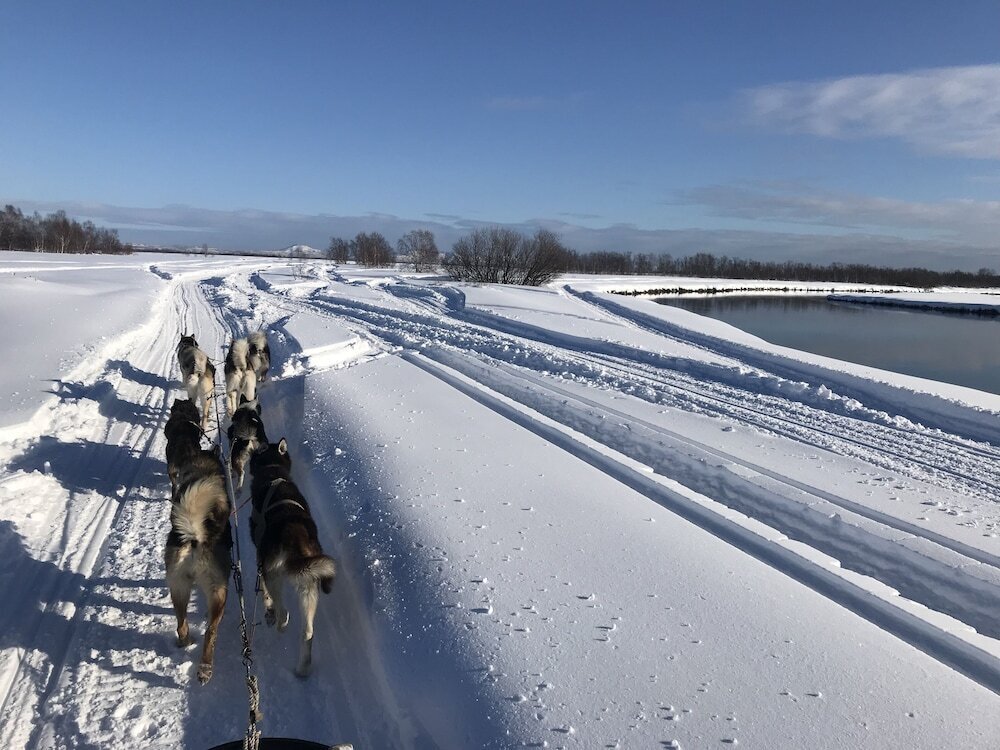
{"left": 239, "top": 394, "right": 249, "bottom": 406}
{"left": 278, "top": 437, "right": 288, "bottom": 455}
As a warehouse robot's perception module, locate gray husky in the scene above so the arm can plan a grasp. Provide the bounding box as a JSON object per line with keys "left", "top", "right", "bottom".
{"left": 224, "top": 338, "right": 257, "bottom": 416}
{"left": 247, "top": 331, "right": 271, "bottom": 384}
{"left": 176, "top": 334, "right": 216, "bottom": 430}
{"left": 164, "top": 443, "right": 231, "bottom": 684}
{"left": 249, "top": 438, "right": 335, "bottom": 677}
{"left": 226, "top": 395, "right": 268, "bottom": 490}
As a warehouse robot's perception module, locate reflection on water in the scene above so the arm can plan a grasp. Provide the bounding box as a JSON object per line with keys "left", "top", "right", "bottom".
{"left": 657, "top": 296, "right": 1000, "bottom": 395}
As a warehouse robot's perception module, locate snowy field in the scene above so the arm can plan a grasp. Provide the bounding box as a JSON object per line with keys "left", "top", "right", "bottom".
{"left": 1, "top": 251, "right": 999, "bottom": 749}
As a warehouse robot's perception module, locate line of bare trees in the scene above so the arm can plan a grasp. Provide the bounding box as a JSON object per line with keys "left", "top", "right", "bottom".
{"left": 561, "top": 249, "right": 1000, "bottom": 289}
{"left": 0, "top": 205, "right": 133, "bottom": 254}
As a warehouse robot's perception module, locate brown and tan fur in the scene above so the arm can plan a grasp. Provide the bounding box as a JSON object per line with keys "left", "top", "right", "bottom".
{"left": 164, "top": 445, "right": 231, "bottom": 684}
{"left": 249, "top": 438, "right": 335, "bottom": 677}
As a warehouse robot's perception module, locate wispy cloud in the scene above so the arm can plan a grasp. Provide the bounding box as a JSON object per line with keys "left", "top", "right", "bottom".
{"left": 680, "top": 183, "right": 1000, "bottom": 244}
{"left": 742, "top": 64, "right": 1000, "bottom": 159}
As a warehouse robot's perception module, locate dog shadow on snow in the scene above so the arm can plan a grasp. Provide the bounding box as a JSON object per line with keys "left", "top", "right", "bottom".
{"left": 6, "top": 435, "right": 167, "bottom": 497}
{"left": 45, "top": 377, "right": 163, "bottom": 431}
{"left": 0, "top": 520, "right": 179, "bottom": 693}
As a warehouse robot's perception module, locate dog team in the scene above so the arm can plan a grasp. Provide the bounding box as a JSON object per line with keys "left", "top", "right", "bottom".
{"left": 166, "top": 330, "right": 336, "bottom": 683}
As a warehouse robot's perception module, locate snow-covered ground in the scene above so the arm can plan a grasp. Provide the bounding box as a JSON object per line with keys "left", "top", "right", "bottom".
{"left": 2, "top": 252, "right": 999, "bottom": 749}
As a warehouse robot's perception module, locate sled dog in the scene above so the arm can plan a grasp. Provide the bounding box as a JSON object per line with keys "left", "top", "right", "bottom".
{"left": 224, "top": 337, "right": 257, "bottom": 416}
{"left": 164, "top": 444, "right": 231, "bottom": 684}
{"left": 249, "top": 438, "right": 335, "bottom": 677}
{"left": 176, "top": 334, "right": 216, "bottom": 430}
{"left": 247, "top": 331, "right": 271, "bottom": 384}
{"left": 227, "top": 395, "right": 268, "bottom": 491}
{"left": 163, "top": 398, "right": 203, "bottom": 493}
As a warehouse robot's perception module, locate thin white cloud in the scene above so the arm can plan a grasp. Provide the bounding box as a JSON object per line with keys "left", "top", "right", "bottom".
{"left": 680, "top": 183, "right": 1000, "bottom": 244}
{"left": 743, "top": 64, "right": 1000, "bottom": 159}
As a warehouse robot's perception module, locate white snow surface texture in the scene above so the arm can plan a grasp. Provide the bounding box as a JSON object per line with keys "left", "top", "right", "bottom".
{"left": 1, "top": 252, "right": 999, "bottom": 749}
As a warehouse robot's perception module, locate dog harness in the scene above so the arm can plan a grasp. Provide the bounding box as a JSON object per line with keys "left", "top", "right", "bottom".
{"left": 251, "top": 478, "right": 305, "bottom": 549}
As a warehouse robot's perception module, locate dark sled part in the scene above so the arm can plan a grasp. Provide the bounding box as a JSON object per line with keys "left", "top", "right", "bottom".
{"left": 208, "top": 740, "right": 352, "bottom": 750}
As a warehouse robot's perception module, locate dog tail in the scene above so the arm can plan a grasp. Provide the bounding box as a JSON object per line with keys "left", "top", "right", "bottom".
{"left": 228, "top": 338, "right": 250, "bottom": 370}
{"left": 290, "top": 554, "right": 337, "bottom": 594}
{"left": 171, "top": 476, "right": 227, "bottom": 546}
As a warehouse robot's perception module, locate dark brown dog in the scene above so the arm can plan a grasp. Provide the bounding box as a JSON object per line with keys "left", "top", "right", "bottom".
{"left": 249, "top": 438, "right": 335, "bottom": 677}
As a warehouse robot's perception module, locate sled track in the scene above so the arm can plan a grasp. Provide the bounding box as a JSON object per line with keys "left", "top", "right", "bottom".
{"left": 243, "top": 274, "right": 1000, "bottom": 686}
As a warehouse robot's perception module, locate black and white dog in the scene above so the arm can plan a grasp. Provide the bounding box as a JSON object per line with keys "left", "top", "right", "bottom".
{"left": 164, "top": 435, "right": 231, "bottom": 684}
{"left": 163, "top": 398, "right": 203, "bottom": 493}
{"left": 247, "top": 331, "right": 270, "bottom": 384}
{"left": 176, "top": 333, "right": 216, "bottom": 430}
{"left": 224, "top": 337, "right": 257, "bottom": 416}
{"left": 249, "top": 438, "right": 335, "bottom": 677}
{"left": 226, "top": 395, "right": 268, "bottom": 491}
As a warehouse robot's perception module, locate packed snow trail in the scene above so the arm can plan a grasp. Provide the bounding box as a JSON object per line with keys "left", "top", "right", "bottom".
{"left": 0, "top": 261, "right": 419, "bottom": 748}
{"left": 2, "top": 253, "right": 1000, "bottom": 748}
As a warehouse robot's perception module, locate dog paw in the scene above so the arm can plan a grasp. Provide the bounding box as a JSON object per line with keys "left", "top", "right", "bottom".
{"left": 265, "top": 608, "right": 276, "bottom": 627}
{"left": 176, "top": 634, "right": 194, "bottom": 648}
{"left": 277, "top": 612, "right": 290, "bottom": 632}
{"left": 294, "top": 662, "right": 312, "bottom": 679}
{"left": 197, "top": 664, "right": 213, "bottom": 684}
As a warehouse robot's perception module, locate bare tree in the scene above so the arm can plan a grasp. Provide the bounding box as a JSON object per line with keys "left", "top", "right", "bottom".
{"left": 443, "top": 227, "right": 568, "bottom": 286}
{"left": 327, "top": 236, "right": 350, "bottom": 263}
{"left": 397, "top": 229, "right": 439, "bottom": 272}
{"left": 352, "top": 231, "right": 395, "bottom": 267}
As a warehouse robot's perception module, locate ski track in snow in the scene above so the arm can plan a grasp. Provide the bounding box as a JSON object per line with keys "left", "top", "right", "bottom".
{"left": 1, "top": 256, "right": 1000, "bottom": 747}
{"left": 252, "top": 269, "right": 1000, "bottom": 665}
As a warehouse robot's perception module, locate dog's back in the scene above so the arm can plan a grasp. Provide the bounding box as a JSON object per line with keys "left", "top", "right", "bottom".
{"left": 224, "top": 338, "right": 256, "bottom": 415}
{"left": 176, "top": 334, "right": 216, "bottom": 428}
{"left": 227, "top": 396, "right": 268, "bottom": 489}
{"left": 164, "top": 398, "right": 203, "bottom": 490}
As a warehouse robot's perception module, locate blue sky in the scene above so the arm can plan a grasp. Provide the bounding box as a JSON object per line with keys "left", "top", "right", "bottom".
{"left": 3, "top": 1, "right": 1000, "bottom": 269}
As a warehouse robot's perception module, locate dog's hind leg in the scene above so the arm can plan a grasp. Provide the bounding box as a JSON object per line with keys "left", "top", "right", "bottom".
{"left": 199, "top": 379, "right": 215, "bottom": 431}
{"left": 167, "top": 567, "right": 194, "bottom": 648}
{"left": 262, "top": 568, "right": 290, "bottom": 631}
{"left": 295, "top": 582, "right": 320, "bottom": 677}
{"left": 197, "top": 583, "right": 227, "bottom": 685}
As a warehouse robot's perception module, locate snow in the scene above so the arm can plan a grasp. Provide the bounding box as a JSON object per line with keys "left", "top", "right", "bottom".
{"left": 2, "top": 254, "right": 1000, "bottom": 748}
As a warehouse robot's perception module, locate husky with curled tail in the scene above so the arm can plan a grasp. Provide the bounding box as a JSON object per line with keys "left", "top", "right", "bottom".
{"left": 164, "top": 444, "right": 231, "bottom": 684}
{"left": 247, "top": 330, "right": 270, "bottom": 384}
{"left": 249, "top": 437, "right": 336, "bottom": 677}
{"left": 176, "top": 334, "right": 216, "bottom": 430}
{"left": 224, "top": 337, "right": 257, "bottom": 416}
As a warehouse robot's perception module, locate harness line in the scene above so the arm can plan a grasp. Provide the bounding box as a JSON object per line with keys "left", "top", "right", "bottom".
{"left": 212, "top": 350, "right": 264, "bottom": 750}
